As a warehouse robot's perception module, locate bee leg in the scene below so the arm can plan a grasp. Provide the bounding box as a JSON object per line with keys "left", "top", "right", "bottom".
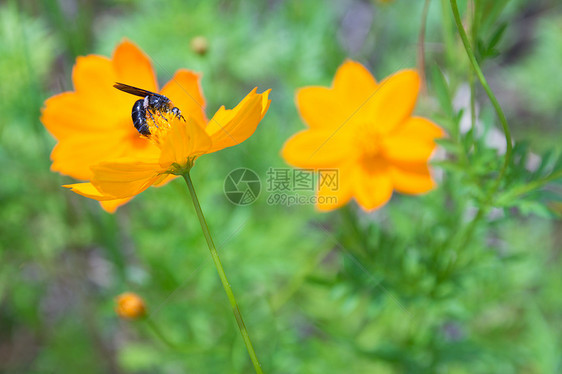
{"left": 155, "top": 110, "right": 169, "bottom": 122}
{"left": 146, "top": 110, "right": 158, "bottom": 128}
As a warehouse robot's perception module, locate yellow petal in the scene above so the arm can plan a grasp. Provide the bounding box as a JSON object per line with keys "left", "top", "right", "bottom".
{"left": 64, "top": 183, "right": 135, "bottom": 212}
{"left": 112, "top": 39, "right": 158, "bottom": 92}
{"left": 296, "top": 87, "right": 340, "bottom": 129}
{"left": 296, "top": 60, "right": 377, "bottom": 130}
{"left": 158, "top": 116, "right": 212, "bottom": 168}
{"left": 90, "top": 161, "right": 164, "bottom": 199}
{"left": 382, "top": 116, "right": 443, "bottom": 163}
{"left": 315, "top": 163, "right": 354, "bottom": 211}
{"left": 333, "top": 60, "right": 378, "bottom": 102}
{"left": 42, "top": 92, "right": 118, "bottom": 141}
{"left": 391, "top": 116, "right": 444, "bottom": 140}
{"left": 160, "top": 69, "right": 207, "bottom": 128}
{"left": 364, "top": 69, "right": 421, "bottom": 134}
{"left": 64, "top": 182, "right": 115, "bottom": 200}
{"left": 206, "top": 88, "right": 271, "bottom": 153}
{"left": 41, "top": 40, "right": 163, "bottom": 183}
{"left": 72, "top": 54, "right": 116, "bottom": 100}
{"left": 389, "top": 162, "right": 436, "bottom": 194}
{"left": 49, "top": 131, "right": 160, "bottom": 181}
{"left": 353, "top": 163, "right": 393, "bottom": 211}
{"left": 152, "top": 174, "right": 178, "bottom": 186}
{"left": 281, "top": 129, "right": 354, "bottom": 169}
{"left": 100, "top": 198, "right": 134, "bottom": 213}
{"left": 382, "top": 136, "right": 436, "bottom": 163}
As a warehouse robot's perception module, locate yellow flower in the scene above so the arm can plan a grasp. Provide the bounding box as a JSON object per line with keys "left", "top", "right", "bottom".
{"left": 282, "top": 60, "right": 443, "bottom": 211}
{"left": 115, "top": 292, "right": 146, "bottom": 320}
{"left": 41, "top": 40, "right": 270, "bottom": 212}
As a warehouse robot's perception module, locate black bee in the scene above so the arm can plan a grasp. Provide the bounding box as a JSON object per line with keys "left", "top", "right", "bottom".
{"left": 113, "top": 82, "right": 185, "bottom": 136}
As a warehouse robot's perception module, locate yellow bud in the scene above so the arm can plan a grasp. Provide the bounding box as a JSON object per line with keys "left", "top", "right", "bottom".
{"left": 115, "top": 292, "right": 146, "bottom": 320}
{"left": 190, "top": 36, "right": 209, "bottom": 55}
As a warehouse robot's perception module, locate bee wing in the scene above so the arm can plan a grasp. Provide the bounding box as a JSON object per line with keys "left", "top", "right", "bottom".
{"left": 113, "top": 82, "right": 158, "bottom": 97}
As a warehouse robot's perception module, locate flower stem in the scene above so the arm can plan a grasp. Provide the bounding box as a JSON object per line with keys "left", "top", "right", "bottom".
{"left": 182, "top": 172, "right": 264, "bottom": 374}
{"left": 145, "top": 317, "right": 179, "bottom": 350}
{"left": 449, "top": 0, "right": 512, "bottom": 183}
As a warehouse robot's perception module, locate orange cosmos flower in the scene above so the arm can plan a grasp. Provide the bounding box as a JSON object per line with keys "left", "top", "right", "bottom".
{"left": 41, "top": 40, "right": 270, "bottom": 212}
{"left": 282, "top": 60, "right": 443, "bottom": 211}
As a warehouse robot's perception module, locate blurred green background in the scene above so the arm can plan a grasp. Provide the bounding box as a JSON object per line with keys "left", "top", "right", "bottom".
{"left": 1, "top": 0, "right": 561, "bottom": 373}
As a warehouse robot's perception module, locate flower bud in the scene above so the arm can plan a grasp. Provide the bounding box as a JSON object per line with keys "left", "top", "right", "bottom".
{"left": 115, "top": 292, "right": 146, "bottom": 320}
{"left": 190, "top": 36, "right": 209, "bottom": 55}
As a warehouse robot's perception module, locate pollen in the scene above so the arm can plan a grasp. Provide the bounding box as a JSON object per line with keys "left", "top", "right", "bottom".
{"left": 145, "top": 110, "right": 177, "bottom": 146}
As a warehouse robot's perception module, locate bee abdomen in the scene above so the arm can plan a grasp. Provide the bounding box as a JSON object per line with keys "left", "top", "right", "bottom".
{"left": 132, "top": 99, "right": 150, "bottom": 135}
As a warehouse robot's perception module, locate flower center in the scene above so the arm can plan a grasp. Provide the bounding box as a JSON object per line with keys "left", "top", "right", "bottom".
{"left": 144, "top": 110, "right": 176, "bottom": 146}
{"left": 355, "top": 123, "right": 382, "bottom": 160}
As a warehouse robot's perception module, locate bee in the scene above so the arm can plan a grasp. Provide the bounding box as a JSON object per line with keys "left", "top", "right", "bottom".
{"left": 113, "top": 82, "right": 185, "bottom": 136}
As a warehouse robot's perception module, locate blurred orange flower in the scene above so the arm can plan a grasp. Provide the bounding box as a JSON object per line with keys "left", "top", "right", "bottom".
{"left": 41, "top": 40, "right": 270, "bottom": 212}
{"left": 115, "top": 292, "right": 146, "bottom": 320}
{"left": 282, "top": 60, "right": 443, "bottom": 211}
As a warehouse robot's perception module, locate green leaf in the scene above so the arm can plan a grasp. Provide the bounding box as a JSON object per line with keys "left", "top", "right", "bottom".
{"left": 429, "top": 65, "right": 454, "bottom": 118}
{"left": 435, "top": 138, "right": 462, "bottom": 154}
{"left": 487, "top": 23, "right": 507, "bottom": 52}
{"left": 516, "top": 200, "right": 555, "bottom": 218}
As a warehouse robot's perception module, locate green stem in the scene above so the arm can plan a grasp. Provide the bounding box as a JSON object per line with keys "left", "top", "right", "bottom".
{"left": 497, "top": 169, "right": 562, "bottom": 204}
{"left": 440, "top": 0, "right": 456, "bottom": 67}
{"left": 449, "top": 0, "right": 512, "bottom": 184}
{"left": 145, "top": 318, "right": 179, "bottom": 350}
{"left": 468, "top": 71, "right": 477, "bottom": 151}
{"left": 182, "top": 172, "right": 264, "bottom": 374}
{"left": 468, "top": 0, "right": 478, "bottom": 153}
{"left": 417, "top": 0, "right": 432, "bottom": 92}
{"left": 435, "top": 0, "right": 514, "bottom": 282}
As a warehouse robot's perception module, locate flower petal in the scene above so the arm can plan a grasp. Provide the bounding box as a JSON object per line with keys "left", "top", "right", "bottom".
{"left": 205, "top": 88, "right": 271, "bottom": 153}
{"left": 49, "top": 130, "right": 160, "bottom": 180}
{"left": 382, "top": 136, "right": 437, "bottom": 163}
{"left": 112, "top": 39, "right": 158, "bottom": 92}
{"left": 160, "top": 69, "right": 207, "bottom": 128}
{"left": 333, "top": 60, "right": 378, "bottom": 101}
{"left": 353, "top": 163, "right": 393, "bottom": 211}
{"left": 158, "top": 116, "right": 212, "bottom": 168}
{"left": 50, "top": 134, "right": 121, "bottom": 180}
{"left": 296, "top": 60, "right": 377, "bottom": 130}
{"left": 390, "top": 162, "right": 436, "bottom": 194}
{"left": 296, "top": 87, "right": 339, "bottom": 129}
{"left": 316, "top": 163, "right": 354, "bottom": 211}
{"left": 281, "top": 129, "right": 354, "bottom": 169}
{"left": 72, "top": 54, "right": 116, "bottom": 100}
{"left": 42, "top": 93, "right": 117, "bottom": 141}
{"left": 90, "top": 161, "right": 164, "bottom": 199}
{"left": 41, "top": 41, "right": 163, "bottom": 183}
{"left": 391, "top": 116, "right": 444, "bottom": 140}
{"left": 365, "top": 69, "right": 421, "bottom": 134}
{"left": 64, "top": 182, "right": 115, "bottom": 200}
{"left": 42, "top": 53, "right": 132, "bottom": 141}
{"left": 152, "top": 174, "right": 178, "bottom": 186}
{"left": 64, "top": 183, "right": 135, "bottom": 213}
{"left": 100, "top": 198, "right": 134, "bottom": 213}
